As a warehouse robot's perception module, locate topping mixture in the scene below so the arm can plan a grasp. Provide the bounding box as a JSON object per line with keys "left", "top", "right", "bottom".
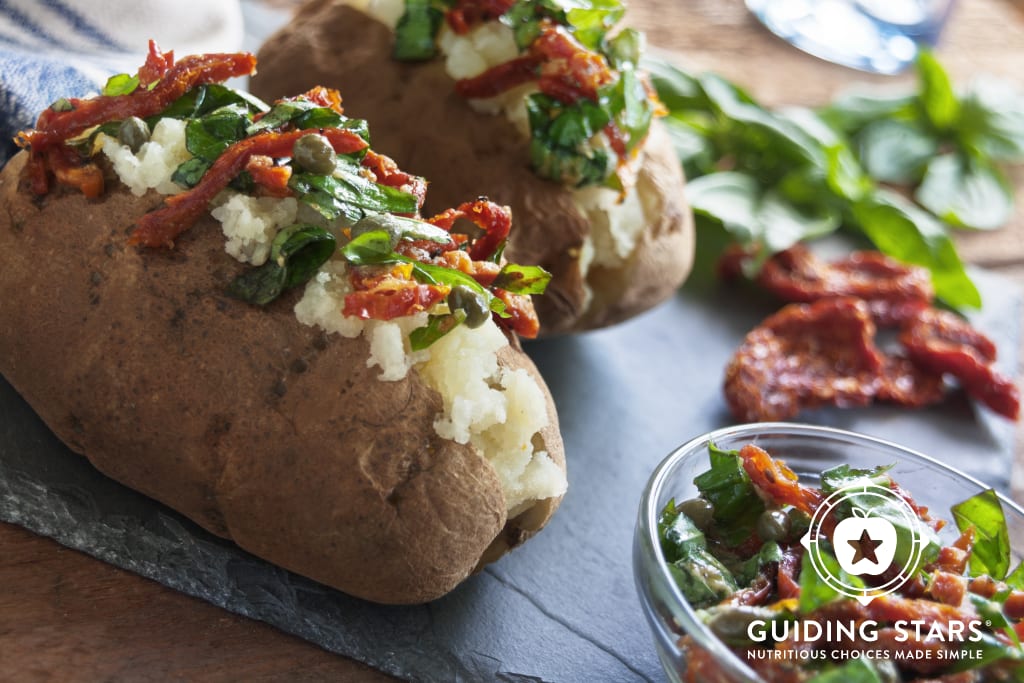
{"left": 14, "top": 42, "right": 551, "bottom": 351}
{"left": 388, "top": 0, "right": 662, "bottom": 190}
{"left": 661, "top": 443, "right": 1024, "bottom": 681}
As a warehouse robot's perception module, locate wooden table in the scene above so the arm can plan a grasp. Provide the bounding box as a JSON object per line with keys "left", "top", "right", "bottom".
{"left": 2, "top": 1, "right": 1022, "bottom": 680}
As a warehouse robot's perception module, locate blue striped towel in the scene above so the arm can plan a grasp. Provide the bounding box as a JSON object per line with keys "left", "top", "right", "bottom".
{"left": 0, "top": 0, "right": 244, "bottom": 163}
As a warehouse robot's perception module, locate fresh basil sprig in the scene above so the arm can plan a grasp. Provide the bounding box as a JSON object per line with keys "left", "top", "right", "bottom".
{"left": 227, "top": 224, "right": 336, "bottom": 305}
{"left": 645, "top": 51, "right": 1021, "bottom": 310}
{"left": 394, "top": 0, "right": 446, "bottom": 60}
{"left": 493, "top": 263, "right": 553, "bottom": 294}
{"left": 290, "top": 162, "right": 420, "bottom": 223}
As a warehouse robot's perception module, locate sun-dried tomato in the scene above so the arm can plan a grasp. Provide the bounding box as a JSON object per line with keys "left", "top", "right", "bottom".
{"left": 45, "top": 144, "right": 104, "bottom": 198}
{"left": 446, "top": 0, "right": 517, "bottom": 34}
{"left": 244, "top": 155, "right": 292, "bottom": 198}
{"left": 426, "top": 199, "right": 511, "bottom": 262}
{"left": 361, "top": 150, "right": 427, "bottom": 213}
{"left": 454, "top": 54, "right": 543, "bottom": 99}
{"left": 739, "top": 444, "right": 825, "bottom": 515}
{"left": 899, "top": 308, "right": 1020, "bottom": 420}
{"left": 129, "top": 127, "right": 366, "bottom": 248}
{"left": 494, "top": 288, "right": 541, "bottom": 339}
{"left": 343, "top": 274, "right": 448, "bottom": 321}
{"left": 756, "top": 245, "right": 934, "bottom": 326}
{"left": 875, "top": 355, "right": 947, "bottom": 408}
{"left": 137, "top": 40, "right": 174, "bottom": 88}
{"left": 17, "top": 50, "right": 257, "bottom": 157}
{"left": 723, "top": 298, "right": 886, "bottom": 422}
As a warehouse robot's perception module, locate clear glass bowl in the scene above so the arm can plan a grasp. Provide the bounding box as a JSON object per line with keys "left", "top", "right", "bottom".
{"left": 633, "top": 422, "right": 1024, "bottom": 683}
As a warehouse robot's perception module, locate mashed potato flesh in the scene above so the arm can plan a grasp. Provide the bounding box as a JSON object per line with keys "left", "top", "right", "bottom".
{"left": 101, "top": 119, "right": 566, "bottom": 512}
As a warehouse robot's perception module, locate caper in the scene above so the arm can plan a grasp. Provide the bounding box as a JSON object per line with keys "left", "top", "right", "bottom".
{"left": 292, "top": 133, "right": 336, "bottom": 175}
{"left": 351, "top": 214, "right": 403, "bottom": 248}
{"left": 117, "top": 116, "right": 150, "bottom": 153}
{"left": 447, "top": 284, "right": 490, "bottom": 328}
{"left": 756, "top": 508, "right": 791, "bottom": 542}
{"left": 678, "top": 497, "right": 714, "bottom": 531}
{"left": 786, "top": 507, "right": 811, "bottom": 539}
{"left": 706, "top": 606, "right": 771, "bottom": 645}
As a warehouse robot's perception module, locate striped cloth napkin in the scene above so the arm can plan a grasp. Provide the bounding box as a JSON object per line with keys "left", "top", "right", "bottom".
{"left": 0, "top": 0, "right": 244, "bottom": 163}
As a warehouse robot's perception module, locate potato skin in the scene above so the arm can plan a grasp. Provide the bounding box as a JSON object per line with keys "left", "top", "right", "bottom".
{"left": 0, "top": 152, "right": 565, "bottom": 604}
{"left": 251, "top": 0, "right": 695, "bottom": 335}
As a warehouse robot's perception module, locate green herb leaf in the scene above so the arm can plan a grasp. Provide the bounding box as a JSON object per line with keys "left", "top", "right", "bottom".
{"left": 658, "top": 500, "right": 707, "bottom": 562}
{"left": 733, "top": 541, "right": 783, "bottom": 586}
{"left": 394, "top": 0, "right": 445, "bottom": 61}
{"left": 493, "top": 263, "right": 553, "bottom": 294}
{"left": 410, "top": 310, "right": 467, "bottom": 351}
{"left": 668, "top": 546, "right": 738, "bottom": 609}
{"left": 340, "top": 229, "right": 400, "bottom": 266}
{"left": 820, "top": 464, "right": 893, "bottom": 494}
{"left": 604, "top": 27, "right": 642, "bottom": 69}
{"left": 819, "top": 90, "right": 916, "bottom": 135}
{"left": 170, "top": 157, "right": 211, "bottom": 188}
{"left": 947, "top": 630, "right": 1024, "bottom": 674}
{"left": 1006, "top": 561, "right": 1024, "bottom": 590}
{"left": 102, "top": 73, "right": 140, "bottom": 97}
{"left": 958, "top": 77, "right": 1024, "bottom": 163}
{"left": 856, "top": 118, "right": 937, "bottom": 184}
{"left": 798, "top": 548, "right": 865, "bottom": 613}
{"left": 228, "top": 224, "right": 336, "bottom": 305}
{"left": 693, "top": 443, "right": 765, "bottom": 546}
{"left": 916, "top": 154, "right": 1013, "bottom": 230}
{"left": 159, "top": 83, "right": 268, "bottom": 120}
{"left": 851, "top": 191, "right": 981, "bottom": 309}
{"left": 290, "top": 166, "right": 419, "bottom": 222}
{"left": 527, "top": 93, "right": 613, "bottom": 186}
{"left": 916, "top": 48, "right": 960, "bottom": 132}
{"left": 952, "top": 489, "right": 1011, "bottom": 580}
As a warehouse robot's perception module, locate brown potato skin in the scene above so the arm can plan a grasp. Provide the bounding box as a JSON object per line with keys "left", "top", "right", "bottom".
{"left": 0, "top": 152, "right": 565, "bottom": 605}
{"left": 251, "top": 0, "right": 695, "bottom": 335}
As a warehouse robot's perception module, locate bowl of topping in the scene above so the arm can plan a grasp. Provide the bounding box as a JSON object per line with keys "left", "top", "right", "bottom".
{"left": 634, "top": 423, "right": 1024, "bottom": 682}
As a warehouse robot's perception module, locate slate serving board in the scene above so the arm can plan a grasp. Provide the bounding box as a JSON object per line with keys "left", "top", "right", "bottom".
{"left": 0, "top": 268, "right": 1019, "bottom": 683}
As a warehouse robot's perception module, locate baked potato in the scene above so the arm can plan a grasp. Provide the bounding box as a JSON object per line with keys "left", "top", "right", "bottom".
{"left": 0, "top": 46, "right": 566, "bottom": 604}
{"left": 252, "top": 0, "right": 695, "bottom": 335}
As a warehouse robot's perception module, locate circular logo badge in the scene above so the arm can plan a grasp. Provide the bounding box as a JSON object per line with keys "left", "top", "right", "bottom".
{"left": 800, "top": 483, "right": 927, "bottom": 605}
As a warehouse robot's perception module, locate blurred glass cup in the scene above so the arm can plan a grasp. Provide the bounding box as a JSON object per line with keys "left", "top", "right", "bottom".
{"left": 745, "top": 0, "right": 957, "bottom": 74}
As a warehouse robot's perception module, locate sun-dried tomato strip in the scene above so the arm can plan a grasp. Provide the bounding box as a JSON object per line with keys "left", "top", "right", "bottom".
{"left": 438, "top": 249, "right": 501, "bottom": 288}
{"left": 454, "top": 55, "right": 543, "bottom": 99}
{"left": 446, "top": 0, "right": 517, "bottom": 34}
{"left": 739, "top": 444, "right": 825, "bottom": 515}
{"left": 426, "top": 199, "right": 511, "bottom": 261}
{"left": 361, "top": 150, "right": 427, "bottom": 212}
{"left": 900, "top": 308, "right": 1020, "bottom": 420}
{"left": 495, "top": 288, "right": 540, "bottom": 339}
{"left": 724, "top": 298, "right": 885, "bottom": 422}
{"left": 343, "top": 279, "right": 448, "bottom": 321}
{"left": 129, "top": 127, "right": 366, "bottom": 248}
{"left": 875, "top": 355, "right": 947, "bottom": 408}
{"left": 757, "top": 245, "right": 934, "bottom": 327}
{"left": 137, "top": 40, "right": 174, "bottom": 88}
{"left": 244, "top": 155, "right": 292, "bottom": 198}
{"left": 17, "top": 51, "right": 257, "bottom": 156}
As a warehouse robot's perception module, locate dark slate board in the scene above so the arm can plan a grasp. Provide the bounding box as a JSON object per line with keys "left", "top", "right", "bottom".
{"left": 0, "top": 269, "right": 1019, "bottom": 683}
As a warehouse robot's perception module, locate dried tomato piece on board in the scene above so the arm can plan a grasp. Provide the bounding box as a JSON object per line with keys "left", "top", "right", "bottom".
{"left": 723, "top": 298, "right": 885, "bottom": 422}
{"left": 757, "top": 245, "right": 934, "bottom": 327}
{"left": 899, "top": 308, "right": 1020, "bottom": 420}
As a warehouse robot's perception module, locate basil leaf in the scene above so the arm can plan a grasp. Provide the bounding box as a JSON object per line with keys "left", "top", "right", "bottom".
{"left": 916, "top": 154, "right": 1013, "bottom": 230}
{"left": 290, "top": 167, "right": 419, "bottom": 222}
{"left": 160, "top": 83, "right": 268, "bottom": 120}
{"left": 947, "top": 630, "right": 1024, "bottom": 674}
{"left": 340, "top": 229, "right": 400, "bottom": 266}
{"left": 851, "top": 191, "right": 981, "bottom": 309}
{"left": 643, "top": 57, "right": 709, "bottom": 112}
{"left": 185, "top": 104, "right": 251, "bottom": 160}
{"left": 170, "top": 157, "right": 211, "bottom": 188}
{"left": 669, "top": 547, "right": 737, "bottom": 609}
{"left": 493, "top": 263, "right": 552, "bottom": 294}
{"left": 807, "top": 659, "right": 883, "bottom": 683}
{"left": 687, "top": 172, "right": 760, "bottom": 244}
{"left": 227, "top": 225, "right": 336, "bottom": 305}
{"left": 410, "top": 310, "right": 467, "bottom": 351}
{"left": 693, "top": 443, "right": 765, "bottom": 546}
{"left": 394, "top": 0, "right": 444, "bottom": 61}
{"left": 561, "top": 0, "right": 624, "bottom": 50}
{"left": 527, "top": 93, "right": 613, "bottom": 186}
{"left": 103, "top": 73, "right": 140, "bottom": 97}
{"left": 599, "top": 68, "right": 655, "bottom": 152}
{"left": 798, "top": 548, "right": 864, "bottom": 614}
{"left": 958, "top": 77, "right": 1024, "bottom": 163}
{"left": 603, "top": 27, "right": 642, "bottom": 69}
{"left": 952, "top": 489, "right": 1012, "bottom": 580}
{"left": 856, "top": 118, "right": 937, "bottom": 184}
{"left": 821, "top": 464, "right": 893, "bottom": 494}
{"left": 916, "top": 48, "right": 960, "bottom": 132}
{"left": 247, "top": 99, "right": 321, "bottom": 135}
{"left": 1007, "top": 561, "right": 1024, "bottom": 590}
{"left": 819, "top": 91, "right": 916, "bottom": 135}
{"left": 733, "top": 541, "right": 783, "bottom": 586}
{"left": 658, "top": 500, "right": 707, "bottom": 562}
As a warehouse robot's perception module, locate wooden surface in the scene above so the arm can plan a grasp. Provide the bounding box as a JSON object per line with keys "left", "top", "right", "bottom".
{"left": 2, "top": 1, "right": 1023, "bottom": 681}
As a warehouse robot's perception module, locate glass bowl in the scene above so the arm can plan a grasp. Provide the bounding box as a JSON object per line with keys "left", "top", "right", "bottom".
{"left": 633, "top": 422, "right": 1024, "bottom": 683}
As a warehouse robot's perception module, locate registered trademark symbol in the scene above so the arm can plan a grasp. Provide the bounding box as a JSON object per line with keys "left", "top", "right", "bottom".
{"left": 985, "top": 620, "right": 992, "bottom": 627}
